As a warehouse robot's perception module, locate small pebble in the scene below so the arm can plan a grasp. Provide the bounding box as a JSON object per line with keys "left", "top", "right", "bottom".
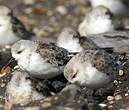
{"left": 118, "top": 81, "right": 122, "bottom": 84}
{"left": 47, "top": 10, "right": 53, "bottom": 16}
{"left": 107, "top": 96, "right": 114, "bottom": 101}
{"left": 109, "top": 101, "right": 115, "bottom": 104}
{"left": 0, "top": 96, "right": 4, "bottom": 100}
{"left": 119, "top": 70, "right": 124, "bottom": 76}
{"left": 24, "top": 107, "right": 40, "bottom": 110}
{"left": 54, "top": 97, "right": 59, "bottom": 101}
{"left": 25, "top": 8, "right": 32, "bottom": 14}
{"left": 125, "top": 93, "right": 128, "bottom": 96}
{"left": 114, "top": 80, "right": 118, "bottom": 84}
{"left": 23, "top": 0, "right": 35, "bottom": 5}
{"left": 41, "top": 102, "right": 52, "bottom": 108}
{"left": 64, "top": 107, "right": 74, "bottom": 110}
{"left": 108, "top": 105, "right": 113, "bottom": 108}
{"left": 42, "top": 97, "right": 52, "bottom": 102}
{"left": 32, "top": 6, "right": 48, "bottom": 14}
{"left": 56, "top": 6, "right": 67, "bottom": 15}
{"left": 99, "top": 103, "right": 107, "bottom": 108}
{"left": 33, "top": 28, "right": 48, "bottom": 37}
{"left": 0, "top": 83, "right": 5, "bottom": 88}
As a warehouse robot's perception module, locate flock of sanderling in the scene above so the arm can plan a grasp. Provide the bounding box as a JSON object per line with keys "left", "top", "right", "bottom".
{"left": 0, "top": 0, "right": 129, "bottom": 106}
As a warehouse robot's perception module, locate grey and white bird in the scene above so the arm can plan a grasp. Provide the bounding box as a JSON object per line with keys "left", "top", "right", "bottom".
{"left": 0, "top": 5, "right": 33, "bottom": 45}
{"left": 78, "top": 5, "right": 114, "bottom": 36}
{"left": 57, "top": 28, "right": 84, "bottom": 52}
{"left": 89, "top": 0, "right": 128, "bottom": 17}
{"left": 57, "top": 27, "right": 110, "bottom": 53}
{"left": 11, "top": 40, "right": 72, "bottom": 79}
{"left": 64, "top": 49, "right": 125, "bottom": 89}
{"left": 6, "top": 70, "right": 44, "bottom": 105}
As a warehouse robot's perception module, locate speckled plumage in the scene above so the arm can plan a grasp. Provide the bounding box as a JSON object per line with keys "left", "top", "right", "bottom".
{"left": 36, "top": 42, "right": 71, "bottom": 66}
{"left": 11, "top": 40, "right": 73, "bottom": 79}
{"left": 64, "top": 49, "right": 126, "bottom": 89}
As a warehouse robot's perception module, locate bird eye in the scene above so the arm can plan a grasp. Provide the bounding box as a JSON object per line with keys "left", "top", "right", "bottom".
{"left": 17, "top": 50, "right": 22, "bottom": 54}
{"left": 105, "top": 11, "right": 109, "bottom": 15}
{"left": 72, "top": 71, "right": 78, "bottom": 79}
{"left": 105, "top": 11, "right": 113, "bottom": 18}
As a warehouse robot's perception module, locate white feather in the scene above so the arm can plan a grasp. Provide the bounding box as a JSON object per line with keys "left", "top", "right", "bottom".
{"left": 6, "top": 71, "right": 43, "bottom": 105}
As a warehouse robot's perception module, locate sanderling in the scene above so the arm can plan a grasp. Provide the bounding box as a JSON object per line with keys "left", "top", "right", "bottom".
{"left": 57, "top": 27, "right": 110, "bottom": 53}
{"left": 6, "top": 70, "right": 44, "bottom": 105}
{"left": 11, "top": 40, "right": 73, "bottom": 79}
{"left": 78, "top": 5, "right": 114, "bottom": 36}
{"left": 57, "top": 27, "right": 83, "bottom": 52}
{"left": 64, "top": 49, "right": 124, "bottom": 89}
{"left": 0, "top": 5, "right": 33, "bottom": 45}
{"left": 89, "top": 0, "right": 128, "bottom": 17}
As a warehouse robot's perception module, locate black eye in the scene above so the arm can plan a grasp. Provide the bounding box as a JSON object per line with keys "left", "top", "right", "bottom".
{"left": 17, "top": 50, "right": 22, "bottom": 54}
{"left": 105, "top": 11, "right": 109, "bottom": 15}
{"left": 25, "top": 76, "right": 30, "bottom": 80}
{"left": 105, "top": 11, "right": 113, "bottom": 18}
{"left": 72, "top": 71, "right": 78, "bottom": 79}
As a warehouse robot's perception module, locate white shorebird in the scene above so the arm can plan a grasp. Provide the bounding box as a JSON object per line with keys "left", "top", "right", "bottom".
{"left": 89, "top": 0, "right": 128, "bottom": 17}
{"left": 78, "top": 5, "right": 114, "bottom": 36}
{"left": 64, "top": 49, "right": 124, "bottom": 89}
{"left": 0, "top": 5, "right": 32, "bottom": 45}
{"left": 11, "top": 40, "right": 73, "bottom": 79}
{"left": 6, "top": 70, "right": 44, "bottom": 105}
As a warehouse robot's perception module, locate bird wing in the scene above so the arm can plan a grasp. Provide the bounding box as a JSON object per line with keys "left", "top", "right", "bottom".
{"left": 91, "top": 49, "right": 117, "bottom": 76}
{"left": 11, "top": 16, "right": 34, "bottom": 39}
{"left": 36, "top": 42, "right": 72, "bottom": 66}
